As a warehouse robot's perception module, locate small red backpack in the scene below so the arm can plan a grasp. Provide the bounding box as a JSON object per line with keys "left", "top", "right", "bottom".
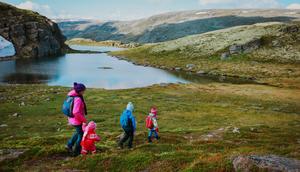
{"left": 146, "top": 116, "right": 153, "bottom": 129}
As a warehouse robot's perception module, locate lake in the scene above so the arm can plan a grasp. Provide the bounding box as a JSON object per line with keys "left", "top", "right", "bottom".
{"left": 0, "top": 45, "right": 191, "bottom": 89}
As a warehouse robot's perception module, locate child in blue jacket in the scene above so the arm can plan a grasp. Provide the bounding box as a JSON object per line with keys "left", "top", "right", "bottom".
{"left": 118, "top": 102, "right": 136, "bottom": 149}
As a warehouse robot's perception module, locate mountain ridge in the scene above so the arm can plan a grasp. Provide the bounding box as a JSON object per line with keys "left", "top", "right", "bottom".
{"left": 58, "top": 9, "right": 300, "bottom": 43}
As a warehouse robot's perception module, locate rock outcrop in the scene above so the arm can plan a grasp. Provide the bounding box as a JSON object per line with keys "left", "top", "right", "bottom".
{"left": 0, "top": 2, "right": 68, "bottom": 58}
{"left": 233, "top": 155, "right": 300, "bottom": 172}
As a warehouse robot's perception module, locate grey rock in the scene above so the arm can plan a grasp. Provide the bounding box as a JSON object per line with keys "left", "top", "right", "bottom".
{"left": 175, "top": 67, "right": 181, "bottom": 71}
{"left": 0, "top": 124, "right": 8, "bottom": 127}
{"left": 242, "top": 38, "right": 261, "bottom": 53}
{"left": 12, "top": 113, "right": 19, "bottom": 117}
{"left": 221, "top": 52, "right": 230, "bottom": 60}
{"left": 186, "top": 64, "right": 195, "bottom": 69}
{"left": 229, "top": 38, "right": 261, "bottom": 54}
{"left": 197, "top": 70, "right": 206, "bottom": 75}
{"left": 233, "top": 155, "right": 300, "bottom": 172}
{"left": 229, "top": 44, "right": 243, "bottom": 54}
{"left": 232, "top": 127, "right": 240, "bottom": 134}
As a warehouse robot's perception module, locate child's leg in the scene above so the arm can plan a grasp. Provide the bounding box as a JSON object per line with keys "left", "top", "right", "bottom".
{"left": 148, "top": 129, "right": 153, "bottom": 142}
{"left": 128, "top": 131, "right": 134, "bottom": 148}
{"left": 118, "top": 130, "right": 129, "bottom": 148}
{"left": 81, "top": 146, "right": 88, "bottom": 155}
{"left": 154, "top": 130, "right": 159, "bottom": 140}
{"left": 91, "top": 145, "right": 97, "bottom": 154}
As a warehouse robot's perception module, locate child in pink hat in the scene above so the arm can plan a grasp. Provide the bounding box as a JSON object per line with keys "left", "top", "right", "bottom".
{"left": 146, "top": 107, "right": 160, "bottom": 143}
{"left": 81, "top": 121, "right": 101, "bottom": 155}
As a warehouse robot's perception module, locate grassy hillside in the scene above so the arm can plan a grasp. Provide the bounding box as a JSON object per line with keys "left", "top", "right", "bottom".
{"left": 111, "top": 22, "right": 300, "bottom": 88}
{"left": 0, "top": 83, "right": 299, "bottom": 171}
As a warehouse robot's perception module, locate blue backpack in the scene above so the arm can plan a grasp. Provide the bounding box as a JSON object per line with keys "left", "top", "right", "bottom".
{"left": 120, "top": 110, "right": 130, "bottom": 128}
{"left": 62, "top": 96, "right": 77, "bottom": 117}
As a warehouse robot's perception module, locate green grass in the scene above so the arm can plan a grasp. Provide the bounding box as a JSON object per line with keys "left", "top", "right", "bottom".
{"left": 0, "top": 83, "right": 299, "bottom": 171}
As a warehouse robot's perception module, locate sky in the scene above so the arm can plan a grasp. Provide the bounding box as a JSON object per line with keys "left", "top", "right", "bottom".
{"left": 1, "top": 0, "right": 300, "bottom": 21}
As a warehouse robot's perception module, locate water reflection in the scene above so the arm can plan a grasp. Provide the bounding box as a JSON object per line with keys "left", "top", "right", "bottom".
{"left": 0, "top": 45, "right": 190, "bottom": 89}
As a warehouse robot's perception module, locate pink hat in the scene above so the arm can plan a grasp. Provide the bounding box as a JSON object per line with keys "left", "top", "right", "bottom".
{"left": 87, "top": 121, "right": 96, "bottom": 131}
{"left": 150, "top": 107, "right": 157, "bottom": 115}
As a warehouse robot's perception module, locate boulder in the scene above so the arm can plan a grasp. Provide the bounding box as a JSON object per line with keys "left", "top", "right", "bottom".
{"left": 220, "top": 52, "right": 230, "bottom": 60}
{"left": 0, "top": 2, "right": 68, "bottom": 58}
{"left": 229, "top": 44, "right": 243, "bottom": 54}
{"left": 186, "top": 64, "right": 195, "bottom": 69}
{"left": 233, "top": 155, "right": 300, "bottom": 172}
{"left": 197, "top": 70, "right": 206, "bottom": 75}
{"left": 175, "top": 67, "right": 181, "bottom": 71}
{"left": 229, "top": 38, "right": 261, "bottom": 54}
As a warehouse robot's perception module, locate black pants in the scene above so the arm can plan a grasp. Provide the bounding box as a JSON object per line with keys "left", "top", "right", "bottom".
{"left": 119, "top": 129, "right": 134, "bottom": 148}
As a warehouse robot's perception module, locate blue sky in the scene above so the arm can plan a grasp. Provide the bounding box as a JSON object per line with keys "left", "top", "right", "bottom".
{"left": 2, "top": 0, "right": 300, "bottom": 20}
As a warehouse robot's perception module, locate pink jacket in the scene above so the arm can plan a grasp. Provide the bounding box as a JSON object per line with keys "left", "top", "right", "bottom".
{"left": 67, "top": 90, "right": 87, "bottom": 126}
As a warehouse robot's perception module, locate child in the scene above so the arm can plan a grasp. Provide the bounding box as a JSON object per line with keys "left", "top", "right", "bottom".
{"left": 118, "top": 102, "right": 136, "bottom": 149}
{"left": 81, "top": 121, "right": 101, "bottom": 155}
{"left": 146, "top": 107, "right": 159, "bottom": 143}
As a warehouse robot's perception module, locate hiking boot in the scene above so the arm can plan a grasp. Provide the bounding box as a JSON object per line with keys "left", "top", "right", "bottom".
{"left": 65, "top": 145, "right": 73, "bottom": 153}
{"left": 148, "top": 136, "right": 152, "bottom": 143}
{"left": 118, "top": 144, "right": 123, "bottom": 150}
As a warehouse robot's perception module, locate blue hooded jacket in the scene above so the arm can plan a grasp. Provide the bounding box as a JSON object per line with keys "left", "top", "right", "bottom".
{"left": 120, "top": 102, "right": 136, "bottom": 131}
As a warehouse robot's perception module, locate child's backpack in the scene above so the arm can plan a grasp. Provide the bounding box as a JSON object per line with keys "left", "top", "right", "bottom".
{"left": 62, "top": 96, "right": 77, "bottom": 117}
{"left": 120, "top": 110, "right": 131, "bottom": 129}
{"left": 146, "top": 116, "right": 154, "bottom": 129}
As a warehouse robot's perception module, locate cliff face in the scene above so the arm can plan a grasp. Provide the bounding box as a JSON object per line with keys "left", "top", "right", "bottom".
{"left": 0, "top": 2, "right": 68, "bottom": 58}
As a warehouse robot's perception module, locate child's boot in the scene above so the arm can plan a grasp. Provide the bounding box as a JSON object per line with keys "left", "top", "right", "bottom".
{"left": 148, "top": 136, "right": 152, "bottom": 143}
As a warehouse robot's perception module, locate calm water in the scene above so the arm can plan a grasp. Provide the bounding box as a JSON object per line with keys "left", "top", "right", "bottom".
{"left": 0, "top": 45, "right": 190, "bottom": 89}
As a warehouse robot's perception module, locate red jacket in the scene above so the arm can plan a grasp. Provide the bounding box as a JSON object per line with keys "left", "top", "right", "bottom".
{"left": 81, "top": 122, "right": 100, "bottom": 149}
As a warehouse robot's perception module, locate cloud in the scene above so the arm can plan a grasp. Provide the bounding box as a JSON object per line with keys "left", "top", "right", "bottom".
{"left": 198, "top": 0, "right": 281, "bottom": 8}
{"left": 286, "top": 3, "right": 300, "bottom": 9}
{"left": 199, "top": 0, "right": 234, "bottom": 6}
{"left": 16, "top": 1, "right": 52, "bottom": 16}
{"left": 15, "top": 1, "right": 94, "bottom": 20}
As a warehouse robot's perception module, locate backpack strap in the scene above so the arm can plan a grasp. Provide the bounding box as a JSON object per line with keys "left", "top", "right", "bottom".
{"left": 69, "top": 96, "right": 79, "bottom": 117}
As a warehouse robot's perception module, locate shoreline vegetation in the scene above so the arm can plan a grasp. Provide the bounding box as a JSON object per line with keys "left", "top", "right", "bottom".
{"left": 66, "top": 38, "right": 141, "bottom": 48}
{"left": 0, "top": 83, "right": 299, "bottom": 171}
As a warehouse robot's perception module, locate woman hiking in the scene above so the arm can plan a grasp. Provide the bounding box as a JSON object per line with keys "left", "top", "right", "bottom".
{"left": 65, "top": 82, "right": 88, "bottom": 156}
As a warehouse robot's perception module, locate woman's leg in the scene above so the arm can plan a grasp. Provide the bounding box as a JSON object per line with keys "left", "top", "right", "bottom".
{"left": 67, "top": 126, "right": 79, "bottom": 148}
{"left": 73, "top": 125, "right": 83, "bottom": 156}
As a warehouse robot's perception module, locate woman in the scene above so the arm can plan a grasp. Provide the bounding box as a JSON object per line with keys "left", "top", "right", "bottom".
{"left": 65, "top": 82, "right": 87, "bottom": 156}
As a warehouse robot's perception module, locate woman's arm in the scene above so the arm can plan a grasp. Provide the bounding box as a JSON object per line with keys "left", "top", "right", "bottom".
{"left": 73, "top": 98, "right": 87, "bottom": 123}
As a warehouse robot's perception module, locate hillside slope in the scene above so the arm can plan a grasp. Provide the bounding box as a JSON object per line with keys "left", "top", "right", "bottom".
{"left": 111, "top": 22, "right": 300, "bottom": 88}
{"left": 0, "top": 2, "right": 67, "bottom": 58}
{"left": 58, "top": 9, "right": 300, "bottom": 43}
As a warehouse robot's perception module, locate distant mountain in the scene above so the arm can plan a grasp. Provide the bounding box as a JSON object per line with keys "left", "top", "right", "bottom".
{"left": 0, "top": 2, "right": 68, "bottom": 58}
{"left": 58, "top": 9, "right": 300, "bottom": 43}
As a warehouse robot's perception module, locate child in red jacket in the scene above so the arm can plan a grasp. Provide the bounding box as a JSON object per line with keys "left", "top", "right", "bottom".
{"left": 81, "top": 121, "right": 101, "bottom": 155}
